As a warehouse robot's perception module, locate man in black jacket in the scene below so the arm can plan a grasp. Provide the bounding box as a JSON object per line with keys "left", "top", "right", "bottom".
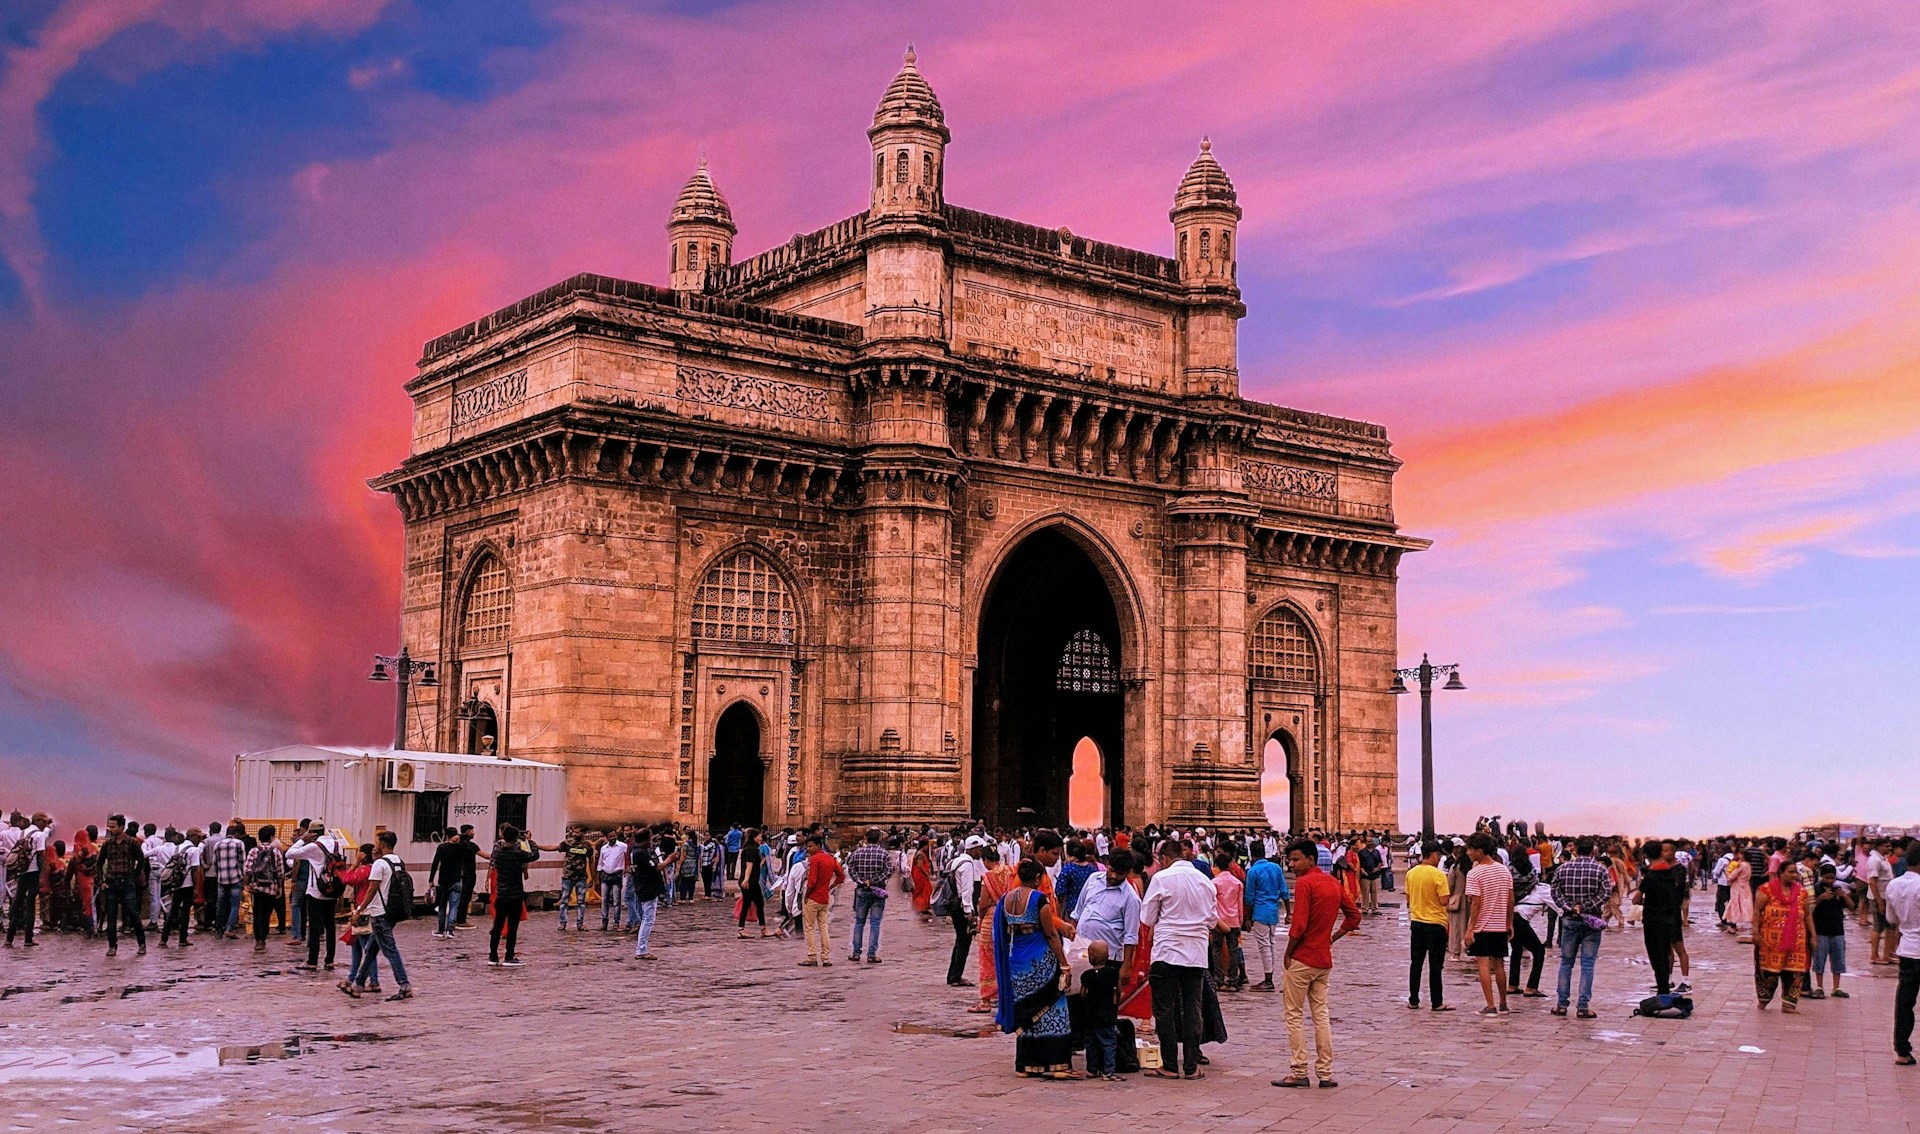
{"left": 488, "top": 825, "right": 540, "bottom": 966}
{"left": 1635, "top": 841, "right": 1686, "bottom": 996}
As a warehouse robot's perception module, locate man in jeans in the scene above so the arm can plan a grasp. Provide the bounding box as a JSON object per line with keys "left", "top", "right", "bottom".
{"left": 945, "top": 836, "right": 986, "bottom": 987}
{"left": 1142, "top": 838, "right": 1218, "bottom": 1079}
{"left": 596, "top": 831, "right": 628, "bottom": 931}
{"left": 427, "top": 828, "right": 463, "bottom": 939}
{"left": 846, "top": 828, "right": 893, "bottom": 964}
{"left": 343, "top": 830, "right": 412, "bottom": 1001}
{"left": 1549, "top": 837, "right": 1613, "bottom": 1019}
{"left": 552, "top": 828, "right": 591, "bottom": 931}
{"left": 201, "top": 822, "right": 247, "bottom": 940}
{"left": 96, "top": 814, "right": 149, "bottom": 957}
{"left": 1272, "top": 838, "right": 1360, "bottom": 1089}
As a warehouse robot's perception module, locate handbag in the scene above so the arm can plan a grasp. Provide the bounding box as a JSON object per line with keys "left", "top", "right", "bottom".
{"left": 348, "top": 912, "right": 373, "bottom": 937}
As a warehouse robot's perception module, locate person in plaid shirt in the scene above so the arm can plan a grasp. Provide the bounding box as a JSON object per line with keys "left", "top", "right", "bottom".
{"left": 96, "top": 814, "right": 148, "bottom": 957}
{"left": 203, "top": 822, "right": 249, "bottom": 940}
{"left": 1549, "top": 837, "right": 1614, "bottom": 1019}
{"left": 846, "top": 829, "right": 894, "bottom": 964}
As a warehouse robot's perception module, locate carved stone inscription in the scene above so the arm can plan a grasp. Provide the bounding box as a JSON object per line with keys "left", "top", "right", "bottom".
{"left": 452, "top": 368, "right": 529, "bottom": 427}
{"left": 1242, "top": 460, "right": 1336, "bottom": 500}
{"left": 955, "top": 281, "right": 1168, "bottom": 384}
{"left": 676, "top": 365, "right": 832, "bottom": 422}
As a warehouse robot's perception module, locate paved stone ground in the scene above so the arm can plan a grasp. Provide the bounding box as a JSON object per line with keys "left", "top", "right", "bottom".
{"left": 1, "top": 886, "right": 1914, "bottom": 1133}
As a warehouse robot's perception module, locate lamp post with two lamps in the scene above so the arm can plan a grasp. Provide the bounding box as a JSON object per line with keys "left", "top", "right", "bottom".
{"left": 368, "top": 647, "right": 437, "bottom": 750}
{"left": 1390, "top": 654, "right": 1465, "bottom": 845}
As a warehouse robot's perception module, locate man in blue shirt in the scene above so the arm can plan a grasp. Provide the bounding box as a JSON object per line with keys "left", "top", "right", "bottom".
{"left": 724, "top": 825, "right": 744, "bottom": 880}
{"left": 1069, "top": 849, "right": 1142, "bottom": 975}
{"left": 1245, "top": 844, "right": 1290, "bottom": 991}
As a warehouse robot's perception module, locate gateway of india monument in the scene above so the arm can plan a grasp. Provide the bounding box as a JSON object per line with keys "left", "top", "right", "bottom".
{"left": 371, "top": 50, "right": 1426, "bottom": 834}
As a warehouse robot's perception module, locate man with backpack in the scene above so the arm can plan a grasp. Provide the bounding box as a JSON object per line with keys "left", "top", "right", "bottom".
{"left": 287, "top": 823, "right": 344, "bottom": 970}
{"left": 342, "top": 830, "right": 414, "bottom": 1001}
{"left": 942, "top": 835, "right": 987, "bottom": 988}
{"left": 244, "top": 825, "right": 286, "bottom": 952}
{"left": 158, "top": 829, "right": 200, "bottom": 948}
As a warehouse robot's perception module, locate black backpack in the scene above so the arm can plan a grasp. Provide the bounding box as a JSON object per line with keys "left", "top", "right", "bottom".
{"left": 1634, "top": 993, "right": 1693, "bottom": 1019}
{"left": 317, "top": 851, "right": 346, "bottom": 901}
{"left": 382, "top": 855, "right": 417, "bottom": 922}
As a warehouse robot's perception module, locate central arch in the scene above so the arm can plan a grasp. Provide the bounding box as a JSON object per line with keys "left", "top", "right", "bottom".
{"left": 972, "top": 526, "right": 1129, "bottom": 829}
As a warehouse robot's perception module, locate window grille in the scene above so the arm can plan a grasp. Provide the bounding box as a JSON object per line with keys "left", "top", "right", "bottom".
{"left": 1056, "top": 629, "right": 1120, "bottom": 694}
{"left": 460, "top": 554, "right": 512, "bottom": 651}
{"left": 1249, "top": 606, "right": 1317, "bottom": 686}
{"left": 691, "top": 551, "right": 797, "bottom": 645}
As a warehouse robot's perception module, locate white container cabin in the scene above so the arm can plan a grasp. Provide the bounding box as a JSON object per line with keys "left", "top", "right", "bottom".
{"left": 233, "top": 745, "right": 568, "bottom": 898}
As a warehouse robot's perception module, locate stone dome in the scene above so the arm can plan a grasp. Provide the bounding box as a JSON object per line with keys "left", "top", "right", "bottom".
{"left": 670, "top": 159, "right": 735, "bottom": 231}
{"left": 1172, "top": 138, "right": 1238, "bottom": 214}
{"left": 872, "top": 46, "right": 945, "bottom": 131}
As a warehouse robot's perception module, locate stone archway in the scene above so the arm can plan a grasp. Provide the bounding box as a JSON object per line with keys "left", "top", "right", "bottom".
{"left": 1264, "top": 728, "right": 1305, "bottom": 834}
{"left": 707, "top": 701, "right": 766, "bottom": 830}
{"left": 972, "top": 527, "right": 1127, "bottom": 829}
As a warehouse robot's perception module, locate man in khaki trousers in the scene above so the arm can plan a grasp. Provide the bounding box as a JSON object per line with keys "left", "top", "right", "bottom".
{"left": 1272, "top": 840, "right": 1361, "bottom": 1089}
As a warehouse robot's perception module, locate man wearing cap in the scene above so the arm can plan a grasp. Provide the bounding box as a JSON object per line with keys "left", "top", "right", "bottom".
{"left": 947, "top": 836, "right": 987, "bottom": 987}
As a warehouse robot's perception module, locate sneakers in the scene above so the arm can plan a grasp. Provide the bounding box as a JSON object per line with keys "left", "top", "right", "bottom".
{"left": 502, "top": 957, "right": 524, "bottom": 966}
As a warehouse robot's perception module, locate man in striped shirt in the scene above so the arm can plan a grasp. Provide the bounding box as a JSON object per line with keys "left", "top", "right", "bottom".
{"left": 1464, "top": 832, "right": 1514, "bottom": 1015}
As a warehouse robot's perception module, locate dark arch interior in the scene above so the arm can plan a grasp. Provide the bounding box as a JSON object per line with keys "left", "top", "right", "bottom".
{"left": 972, "top": 528, "right": 1125, "bottom": 829}
{"left": 462, "top": 701, "right": 498, "bottom": 755}
{"left": 707, "top": 702, "right": 765, "bottom": 830}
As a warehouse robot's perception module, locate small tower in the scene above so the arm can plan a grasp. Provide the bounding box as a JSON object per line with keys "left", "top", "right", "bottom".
{"left": 667, "top": 158, "right": 735, "bottom": 292}
{"left": 1171, "top": 137, "right": 1239, "bottom": 284}
{"left": 1171, "top": 138, "right": 1243, "bottom": 396}
{"left": 867, "top": 46, "right": 948, "bottom": 222}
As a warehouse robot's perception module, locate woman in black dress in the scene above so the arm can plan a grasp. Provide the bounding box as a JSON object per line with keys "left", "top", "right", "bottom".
{"left": 737, "top": 830, "right": 768, "bottom": 937}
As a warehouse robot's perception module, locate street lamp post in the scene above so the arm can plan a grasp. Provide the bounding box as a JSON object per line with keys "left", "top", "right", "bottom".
{"left": 369, "top": 646, "right": 437, "bottom": 750}
{"left": 1390, "top": 654, "right": 1465, "bottom": 844}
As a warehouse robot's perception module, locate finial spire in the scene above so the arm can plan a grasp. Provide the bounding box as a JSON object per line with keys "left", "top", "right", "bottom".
{"left": 1200, "top": 136, "right": 1211, "bottom": 154}
{"left": 904, "top": 44, "right": 916, "bottom": 66}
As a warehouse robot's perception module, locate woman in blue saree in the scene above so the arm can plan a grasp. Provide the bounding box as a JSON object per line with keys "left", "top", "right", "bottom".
{"left": 994, "top": 858, "right": 1078, "bottom": 1078}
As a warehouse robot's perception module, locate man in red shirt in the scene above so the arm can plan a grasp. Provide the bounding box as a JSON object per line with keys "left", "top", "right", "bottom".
{"left": 1273, "top": 838, "right": 1361, "bottom": 1090}
{"left": 799, "top": 834, "right": 846, "bottom": 968}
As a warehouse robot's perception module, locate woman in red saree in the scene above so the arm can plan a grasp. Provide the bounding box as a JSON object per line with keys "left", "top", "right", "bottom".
{"left": 1117, "top": 848, "right": 1155, "bottom": 1023}
{"left": 910, "top": 840, "right": 933, "bottom": 916}
{"left": 69, "top": 829, "right": 98, "bottom": 936}
{"left": 1753, "top": 871, "right": 1813, "bottom": 1012}
{"left": 971, "top": 850, "right": 1016, "bottom": 1013}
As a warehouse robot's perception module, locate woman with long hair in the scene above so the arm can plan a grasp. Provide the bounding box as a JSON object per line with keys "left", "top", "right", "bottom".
{"left": 737, "top": 830, "right": 768, "bottom": 937}
{"left": 993, "top": 858, "right": 1076, "bottom": 1079}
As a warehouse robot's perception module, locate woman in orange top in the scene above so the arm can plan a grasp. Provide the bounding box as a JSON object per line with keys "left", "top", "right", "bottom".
{"left": 970, "top": 848, "right": 1016, "bottom": 1013}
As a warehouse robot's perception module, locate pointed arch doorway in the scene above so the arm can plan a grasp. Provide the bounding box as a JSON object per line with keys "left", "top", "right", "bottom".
{"left": 972, "top": 527, "right": 1127, "bottom": 829}
{"left": 707, "top": 702, "right": 766, "bottom": 830}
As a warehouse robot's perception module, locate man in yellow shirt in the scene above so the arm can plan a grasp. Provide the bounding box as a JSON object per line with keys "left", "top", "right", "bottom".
{"left": 1406, "top": 842, "right": 1454, "bottom": 1011}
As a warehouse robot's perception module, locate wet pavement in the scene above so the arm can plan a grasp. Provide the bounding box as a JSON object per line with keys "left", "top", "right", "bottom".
{"left": 0, "top": 890, "right": 1914, "bottom": 1132}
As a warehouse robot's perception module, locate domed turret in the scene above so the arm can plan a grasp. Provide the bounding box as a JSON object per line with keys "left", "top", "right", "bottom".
{"left": 1170, "top": 138, "right": 1240, "bottom": 285}
{"left": 868, "top": 46, "right": 948, "bottom": 222}
{"left": 667, "top": 158, "right": 736, "bottom": 292}
{"left": 872, "top": 45, "right": 946, "bottom": 134}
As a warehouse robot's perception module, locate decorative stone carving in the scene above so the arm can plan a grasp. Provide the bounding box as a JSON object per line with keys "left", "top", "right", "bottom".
{"left": 452, "top": 368, "right": 529, "bottom": 427}
{"left": 676, "top": 364, "right": 831, "bottom": 421}
{"left": 1241, "top": 460, "right": 1336, "bottom": 500}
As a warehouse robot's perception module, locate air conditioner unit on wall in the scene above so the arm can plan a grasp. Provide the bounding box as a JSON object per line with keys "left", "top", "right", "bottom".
{"left": 383, "top": 759, "right": 420, "bottom": 793}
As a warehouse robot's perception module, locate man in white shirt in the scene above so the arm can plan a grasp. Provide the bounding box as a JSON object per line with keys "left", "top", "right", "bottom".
{"left": 946, "top": 836, "right": 986, "bottom": 989}
{"left": 344, "top": 830, "right": 412, "bottom": 1001}
{"left": 1883, "top": 845, "right": 1920, "bottom": 1065}
{"left": 1869, "top": 844, "right": 1897, "bottom": 965}
{"left": 0, "top": 815, "right": 19, "bottom": 936}
{"left": 1140, "top": 837, "right": 1218, "bottom": 1079}
{"left": 146, "top": 831, "right": 179, "bottom": 929}
{"left": 597, "top": 835, "right": 629, "bottom": 931}
{"left": 286, "top": 826, "right": 342, "bottom": 970}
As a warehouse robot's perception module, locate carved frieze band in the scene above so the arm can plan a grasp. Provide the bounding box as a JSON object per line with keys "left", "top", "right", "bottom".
{"left": 1242, "top": 459, "right": 1336, "bottom": 500}
{"left": 676, "top": 364, "right": 831, "bottom": 422}
{"left": 453, "top": 368, "right": 529, "bottom": 427}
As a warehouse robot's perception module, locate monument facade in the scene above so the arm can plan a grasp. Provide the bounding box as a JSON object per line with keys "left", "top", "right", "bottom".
{"left": 372, "top": 51, "right": 1427, "bottom": 832}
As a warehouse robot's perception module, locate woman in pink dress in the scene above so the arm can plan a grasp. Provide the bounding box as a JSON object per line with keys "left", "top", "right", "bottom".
{"left": 1724, "top": 858, "right": 1753, "bottom": 934}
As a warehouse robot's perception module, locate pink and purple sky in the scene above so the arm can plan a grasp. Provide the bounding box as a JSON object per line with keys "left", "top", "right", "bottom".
{"left": 2, "top": 2, "right": 1916, "bottom": 835}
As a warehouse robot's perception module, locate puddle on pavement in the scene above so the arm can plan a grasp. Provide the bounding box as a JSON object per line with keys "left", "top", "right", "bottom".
{"left": 892, "top": 1022, "right": 992, "bottom": 1038}
{"left": 0, "top": 1033, "right": 391, "bottom": 1081}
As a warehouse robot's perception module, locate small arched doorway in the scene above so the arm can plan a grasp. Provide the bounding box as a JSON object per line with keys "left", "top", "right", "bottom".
{"left": 1262, "top": 730, "right": 1304, "bottom": 834}
{"left": 1066, "top": 737, "right": 1107, "bottom": 830}
{"left": 460, "top": 699, "right": 499, "bottom": 756}
{"left": 707, "top": 702, "right": 765, "bottom": 830}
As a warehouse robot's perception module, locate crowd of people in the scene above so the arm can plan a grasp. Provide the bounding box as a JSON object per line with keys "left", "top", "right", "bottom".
{"left": 4, "top": 808, "right": 1917, "bottom": 1080}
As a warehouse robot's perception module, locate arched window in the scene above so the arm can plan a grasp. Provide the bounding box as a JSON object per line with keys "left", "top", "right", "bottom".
{"left": 896, "top": 149, "right": 910, "bottom": 184}
{"left": 922, "top": 152, "right": 934, "bottom": 185}
{"left": 1056, "top": 629, "right": 1120, "bottom": 694}
{"left": 1199, "top": 229, "right": 1211, "bottom": 259}
{"left": 875, "top": 153, "right": 885, "bottom": 188}
{"left": 460, "top": 552, "right": 512, "bottom": 651}
{"left": 1249, "top": 606, "right": 1317, "bottom": 687}
{"left": 691, "top": 550, "right": 798, "bottom": 645}
{"left": 687, "top": 241, "right": 699, "bottom": 270}
{"left": 709, "top": 242, "right": 720, "bottom": 268}
{"left": 1179, "top": 232, "right": 1188, "bottom": 261}
{"left": 670, "top": 244, "right": 678, "bottom": 272}
{"left": 1220, "top": 232, "right": 1231, "bottom": 262}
